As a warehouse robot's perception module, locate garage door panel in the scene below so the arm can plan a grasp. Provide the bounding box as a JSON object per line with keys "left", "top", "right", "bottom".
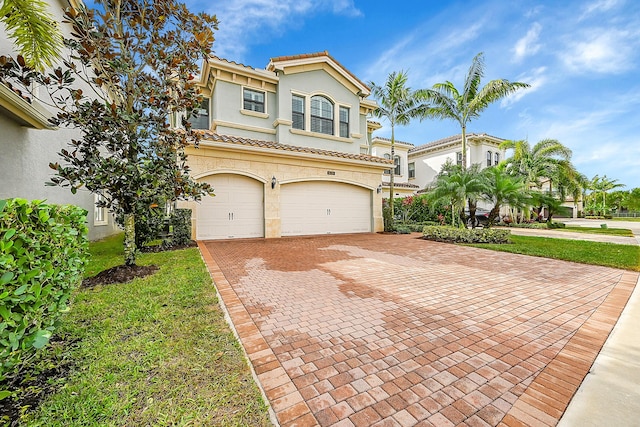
{"left": 281, "top": 181, "right": 371, "bottom": 236}
{"left": 196, "top": 174, "right": 264, "bottom": 240}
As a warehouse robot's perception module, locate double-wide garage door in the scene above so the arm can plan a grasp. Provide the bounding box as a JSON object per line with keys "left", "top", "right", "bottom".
{"left": 281, "top": 181, "right": 371, "bottom": 236}
{"left": 196, "top": 175, "right": 371, "bottom": 239}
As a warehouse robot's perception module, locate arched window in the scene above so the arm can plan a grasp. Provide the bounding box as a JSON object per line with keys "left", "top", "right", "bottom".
{"left": 310, "top": 95, "right": 334, "bottom": 135}
{"left": 487, "top": 151, "right": 492, "bottom": 167}
{"left": 383, "top": 153, "right": 391, "bottom": 174}
{"left": 494, "top": 152, "right": 500, "bottom": 165}
{"left": 394, "top": 155, "right": 401, "bottom": 175}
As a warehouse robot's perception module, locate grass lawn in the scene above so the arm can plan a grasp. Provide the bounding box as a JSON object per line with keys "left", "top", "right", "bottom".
{"left": 608, "top": 217, "right": 640, "bottom": 222}
{"left": 471, "top": 234, "right": 640, "bottom": 271}
{"left": 562, "top": 226, "right": 634, "bottom": 236}
{"left": 22, "top": 234, "right": 271, "bottom": 426}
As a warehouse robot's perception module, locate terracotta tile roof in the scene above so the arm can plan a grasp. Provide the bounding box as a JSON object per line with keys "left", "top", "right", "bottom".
{"left": 381, "top": 182, "right": 421, "bottom": 189}
{"left": 372, "top": 136, "right": 414, "bottom": 147}
{"left": 209, "top": 55, "right": 258, "bottom": 72}
{"left": 409, "top": 133, "right": 505, "bottom": 154}
{"left": 0, "top": 80, "right": 32, "bottom": 104}
{"left": 196, "top": 130, "right": 392, "bottom": 165}
{"left": 269, "top": 51, "right": 369, "bottom": 92}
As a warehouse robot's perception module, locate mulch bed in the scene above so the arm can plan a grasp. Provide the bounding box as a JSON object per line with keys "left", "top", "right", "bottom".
{"left": 81, "top": 264, "right": 159, "bottom": 288}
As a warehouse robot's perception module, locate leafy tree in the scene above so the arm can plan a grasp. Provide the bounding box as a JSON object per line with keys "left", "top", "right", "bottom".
{"left": 2, "top": 1, "right": 219, "bottom": 265}
{"left": 623, "top": 188, "right": 640, "bottom": 212}
{"left": 0, "top": 0, "right": 63, "bottom": 69}
{"left": 369, "top": 71, "right": 431, "bottom": 220}
{"left": 424, "top": 52, "right": 529, "bottom": 169}
{"left": 482, "top": 165, "right": 528, "bottom": 226}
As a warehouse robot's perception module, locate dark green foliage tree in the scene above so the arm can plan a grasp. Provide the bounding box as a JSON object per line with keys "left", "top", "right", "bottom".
{"left": 6, "top": 0, "right": 218, "bottom": 265}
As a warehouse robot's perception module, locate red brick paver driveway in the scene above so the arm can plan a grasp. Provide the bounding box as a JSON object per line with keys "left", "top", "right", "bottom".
{"left": 198, "top": 234, "right": 638, "bottom": 427}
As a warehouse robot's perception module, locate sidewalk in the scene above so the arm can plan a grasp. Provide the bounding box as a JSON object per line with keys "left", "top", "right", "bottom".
{"left": 499, "top": 227, "right": 638, "bottom": 246}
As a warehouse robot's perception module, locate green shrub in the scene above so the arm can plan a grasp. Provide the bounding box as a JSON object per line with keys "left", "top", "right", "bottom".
{"left": 501, "top": 221, "right": 548, "bottom": 229}
{"left": 423, "top": 225, "right": 511, "bottom": 244}
{"left": 395, "top": 225, "right": 411, "bottom": 234}
{"left": 547, "top": 221, "right": 566, "bottom": 229}
{"left": 135, "top": 209, "right": 165, "bottom": 247}
{"left": 0, "top": 199, "right": 88, "bottom": 384}
{"left": 167, "top": 209, "right": 192, "bottom": 246}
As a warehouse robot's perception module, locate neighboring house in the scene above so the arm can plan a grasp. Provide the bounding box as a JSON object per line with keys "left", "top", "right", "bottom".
{"left": 408, "top": 133, "right": 506, "bottom": 192}
{"left": 0, "top": 0, "right": 119, "bottom": 240}
{"left": 369, "top": 136, "right": 421, "bottom": 197}
{"left": 178, "top": 52, "right": 391, "bottom": 239}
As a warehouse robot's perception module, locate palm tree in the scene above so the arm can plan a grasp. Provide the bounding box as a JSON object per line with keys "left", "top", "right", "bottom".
{"left": 482, "top": 165, "right": 528, "bottom": 226}
{"left": 369, "top": 71, "right": 431, "bottom": 220}
{"left": 0, "top": 0, "right": 63, "bottom": 70}
{"left": 589, "top": 175, "right": 625, "bottom": 215}
{"left": 428, "top": 163, "right": 487, "bottom": 227}
{"left": 424, "top": 52, "right": 529, "bottom": 169}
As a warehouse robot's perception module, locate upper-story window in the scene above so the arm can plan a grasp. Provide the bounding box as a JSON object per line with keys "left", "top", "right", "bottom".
{"left": 383, "top": 153, "right": 391, "bottom": 175}
{"left": 188, "top": 98, "right": 210, "bottom": 130}
{"left": 339, "top": 106, "right": 349, "bottom": 138}
{"left": 292, "top": 95, "right": 305, "bottom": 130}
{"left": 456, "top": 152, "right": 462, "bottom": 166}
{"left": 487, "top": 150, "right": 492, "bottom": 167}
{"left": 394, "top": 155, "right": 401, "bottom": 176}
{"left": 243, "top": 88, "right": 265, "bottom": 113}
{"left": 311, "top": 95, "right": 334, "bottom": 135}
{"left": 408, "top": 162, "right": 415, "bottom": 179}
{"left": 494, "top": 152, "right": 500, "bottom": 165}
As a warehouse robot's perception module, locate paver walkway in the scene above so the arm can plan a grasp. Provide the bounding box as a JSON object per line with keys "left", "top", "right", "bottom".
{"left": 199, "top": 234, "right": 638, "bottom": 426}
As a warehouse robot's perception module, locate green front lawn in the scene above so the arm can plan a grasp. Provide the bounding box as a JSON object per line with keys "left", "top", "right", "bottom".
{"left": 563, "top": 226, "right": 634, "bottom": 236}
{"left": 471, "top": 234, "right": 640, "bottom": 271}
{"left": 23, "top": 234, "right": 270, "bottom": 426}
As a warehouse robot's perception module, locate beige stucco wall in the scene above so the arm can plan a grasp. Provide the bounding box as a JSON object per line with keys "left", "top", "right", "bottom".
{"left": 180, "top": 144, "right": 386, "bottom": 238}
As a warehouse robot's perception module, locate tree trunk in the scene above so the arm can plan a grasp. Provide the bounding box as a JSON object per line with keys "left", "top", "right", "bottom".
{"left": 389, "top": 126, "right": 395, "bottom": 221}
{"left": 124, "top": 213, "right": 136, "bottom": 266}
{"left": 461, "top": 124, "right": 467, "bottom": 170}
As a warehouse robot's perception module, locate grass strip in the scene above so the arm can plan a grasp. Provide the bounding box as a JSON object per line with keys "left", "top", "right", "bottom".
{"left": 470, "top": 234, "right": 640, "bottom": 271}
{"left": 23, "top": 234, "right": 271, "bottom": 426}
{"left": 562, "top": 226, "right": 633, "bottom": 236}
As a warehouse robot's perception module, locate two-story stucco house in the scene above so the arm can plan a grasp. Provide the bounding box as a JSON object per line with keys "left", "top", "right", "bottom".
{"left": 0, "top": 0, "right": 118, "bottom": 240}
{"left": 369, "top": 136, "right": 421, "bottom": 197}
{"left": 179, "top": 52, "right": 391, "bottom": 239}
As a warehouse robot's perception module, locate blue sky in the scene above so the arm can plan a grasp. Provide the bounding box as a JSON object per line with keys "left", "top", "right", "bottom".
{"left": 187, "top": 0, "right": 640, "bottom": 189}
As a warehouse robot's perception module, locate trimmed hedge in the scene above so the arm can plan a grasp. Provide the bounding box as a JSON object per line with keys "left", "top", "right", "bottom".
{"left": 168, "top": 208, "right": 192, "bottom": 246}
{"left": 423, "top": 226, "right": 511, "bottom": 244}
{"left": 0, "top": 199, "right": 88, "bottom": 383}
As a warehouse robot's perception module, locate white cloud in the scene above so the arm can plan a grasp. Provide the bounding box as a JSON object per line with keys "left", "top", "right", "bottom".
{"left": 199, "top": 0, "right": 362, "bottom": 61}
{"left": 579, "top": 0, "right": 622, "bottom": 20}
{"left": 561, "top": 29, "right": 637, "bottom": 74}
{"left": 513, "top": 23, "right": 542, "bottom": 62}
{"left": 501, "top": 67, "right": 546, "bottom": 107}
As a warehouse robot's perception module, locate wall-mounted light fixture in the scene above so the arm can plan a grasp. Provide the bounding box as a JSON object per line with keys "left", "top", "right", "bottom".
{"left": 376, "top": 184, "right": 382, "bottom": 194}
{"left": 271, "top": 176, "right": 277, "bottom": 189}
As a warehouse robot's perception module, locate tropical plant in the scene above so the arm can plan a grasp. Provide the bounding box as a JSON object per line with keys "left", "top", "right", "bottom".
{"left": 424, "top": 52, "right": 529, "bottom": 169}
{"left": 369, "top": 71, "right": 431, "bottom": 219}
{"left": 588, "top": 175, "right": 625, "bottom": 215}
{"left": 428, "top": 162, "right": 487, "bottom": 227}
{"left": 3, "top": 1, "right": 219, "bottom": 266}
{"left": 482, "top": 165, "right": 528, "bottom": 226}
{"left": 622, "top": 188, "right": 640, "bottom": 212}
{"left": 0, "top": 0, "right": 63, "bottom": 70}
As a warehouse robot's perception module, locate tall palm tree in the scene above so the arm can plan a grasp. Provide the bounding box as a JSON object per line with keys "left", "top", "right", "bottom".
{"left": 369, "top": 71, "right": 431, "bottom": 220}
{"left": 0, "top": 0, "right": 63, "bottom": 70}
{"left": 589, "top": 175, "right": 625, "bottom": 215}
{"left": 424, "top": 52, "right": 530, "bottom": 169}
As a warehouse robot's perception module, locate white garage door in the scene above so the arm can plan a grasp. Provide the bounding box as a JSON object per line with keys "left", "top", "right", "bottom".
{"left": 281, "top": 181, "right": 371, "bottom": 236}
{"left": 196, "top": 174, "right": 264, "bottom": 240}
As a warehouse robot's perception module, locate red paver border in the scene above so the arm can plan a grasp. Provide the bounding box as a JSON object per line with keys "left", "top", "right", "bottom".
{"left": 198, "top": 241, "right": 318, "bottom": 427}
{"left": 499, "top": 270, "right": 638, "bottom": 427}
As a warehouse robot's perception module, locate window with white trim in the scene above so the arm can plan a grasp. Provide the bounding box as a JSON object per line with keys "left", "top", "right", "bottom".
{"left": 487, "top": 151, "right": 492, "bottom": 167}
{"left": 456, "top": 152, "right": 462, "bottom": 166}
{"left": 339, "top": 106, "right": 349, "bottom": 138}
{"left": 311, "top": 95, "right": 334, "bottom": 135}
{"left": 94, "top": 194, "right": 108, "bottom": 226}
{"left": 494, "top": 152, "right": 500, "bottom": 165}
{"left": 243, "top": 88, "right": 265, "bottom": 113}
{"left": 188, "top": 98, "right": 209, "bottom": 130}
{"left": 292, "top": 95, "right": 305, "bottom": 130}
{"left": 383, "top": 153, "right": 391, "bottom": 175}
{"left": 408, "top": 162, "right": 415, "bottom": 179}
{"left": 394, "top": 155, "right": 401, "bottom": 176}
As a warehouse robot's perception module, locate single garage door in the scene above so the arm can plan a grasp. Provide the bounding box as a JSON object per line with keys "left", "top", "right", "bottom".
{"left": 281, "top": 181, "right": 371, "bottom": 236}
{"left": 196, "top": 174, "right": 264, "bottom": 240}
